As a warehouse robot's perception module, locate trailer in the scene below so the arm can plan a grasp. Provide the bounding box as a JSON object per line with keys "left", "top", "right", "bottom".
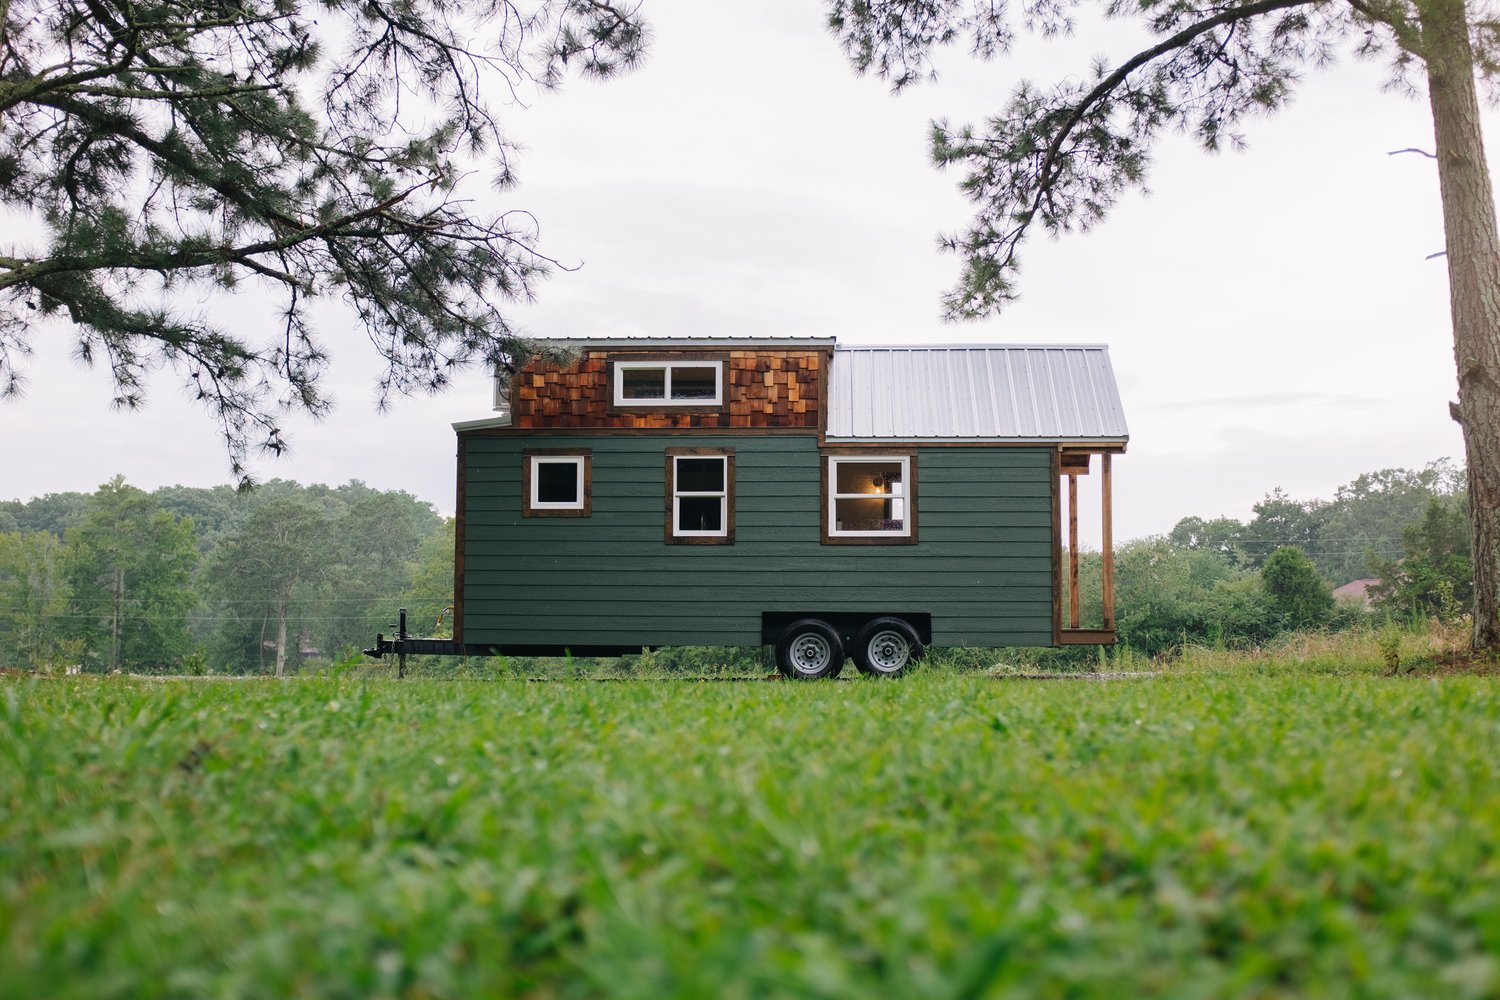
{"left": 367, "top": 338, "right": 1129, "bottom": 678}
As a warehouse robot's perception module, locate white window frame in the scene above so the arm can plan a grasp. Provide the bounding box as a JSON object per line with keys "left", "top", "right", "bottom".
{"left": 828, "top": 455, "right": 913, "bottom": 538}
{"left": 529, "top": 455, "right": 586, "bottom": 511}
{"left": 671, "top": 454, "right": 729, "bottom": 538}
{"left": 613, "top": 360, "right": 723, "bottom": 406}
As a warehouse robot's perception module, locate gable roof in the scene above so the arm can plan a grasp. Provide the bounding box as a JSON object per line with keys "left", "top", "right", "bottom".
{"left": 825, "top": 344, "right": 1128, "bottom": 443}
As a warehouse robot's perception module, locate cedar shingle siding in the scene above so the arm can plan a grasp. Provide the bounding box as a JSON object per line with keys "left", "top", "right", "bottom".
{"left": 512, "top": 349, "right": 823, "bottom": 429}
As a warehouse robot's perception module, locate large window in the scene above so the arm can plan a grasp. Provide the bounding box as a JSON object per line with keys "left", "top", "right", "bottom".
{"left": 522, "top": 450, "right": 591, "bottom": 517}
{"left": 614, "top": 360, "right": 724, "bottom": 406}
{"left": 665, "top": 448, "right": 734, "bottom": 544}
{"left": 824, "top": 455, "right": 915, "bottom": 543}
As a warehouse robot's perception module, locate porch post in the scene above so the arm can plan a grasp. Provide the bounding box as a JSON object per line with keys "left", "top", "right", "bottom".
{"left": 1101, "top": 453, "right": 1114, "bottom": 630}
{"left": 1068, "top": 471, "right": 1080, "bottom": 629}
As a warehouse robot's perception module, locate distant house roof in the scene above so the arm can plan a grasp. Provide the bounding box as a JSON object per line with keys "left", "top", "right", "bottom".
{"left": 826, "top": 344, "right": 1129, "bottom": 444}
{"left": 1333, "top": 578, "right": 1381, "bottom": 604}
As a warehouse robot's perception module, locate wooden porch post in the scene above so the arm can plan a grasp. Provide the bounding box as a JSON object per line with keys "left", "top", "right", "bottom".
{"left": 1101, "top": 453, "right": 1114, "bottom": 630}
{"left": 1068, "top": 472, "right": 1080, "bottom": 629}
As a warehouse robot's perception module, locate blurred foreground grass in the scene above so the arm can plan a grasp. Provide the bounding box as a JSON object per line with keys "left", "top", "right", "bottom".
{"left": 2, "top": 670, "right": 1498, "bottom": 998}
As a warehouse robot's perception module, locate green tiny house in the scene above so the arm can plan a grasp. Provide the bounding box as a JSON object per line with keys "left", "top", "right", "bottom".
{"left": 383, "top": 337, "right": 1132, "bottom": 678}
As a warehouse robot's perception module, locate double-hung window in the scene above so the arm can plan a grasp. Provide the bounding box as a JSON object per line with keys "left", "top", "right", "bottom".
{"left": 824, "top": 455, "right": 915, "bottom": 543}
{"left": 614, "top": 360, "right": 724, "bottom": 406}
{"left": 666, "top": 448, "right": 734, "bottom": 544}
{"left": 522, "top": 450, "right": 591, "bottom": 517}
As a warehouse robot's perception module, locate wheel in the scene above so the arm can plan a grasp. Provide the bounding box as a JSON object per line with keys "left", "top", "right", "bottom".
{"left": 852, "top": 617, "right": 924, "bottom": 677}
{"left": 775, "top": 619, "right": 845, "bottom": 680}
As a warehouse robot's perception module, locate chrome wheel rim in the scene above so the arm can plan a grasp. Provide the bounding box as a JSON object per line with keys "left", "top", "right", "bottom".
{"left": 790, "top": 633, "right": 833, "bottom": 674}
{"left": 866, "top": 630, "right": 910, "bottom": 673}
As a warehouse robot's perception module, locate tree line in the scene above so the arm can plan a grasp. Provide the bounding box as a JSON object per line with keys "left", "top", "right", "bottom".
{"left": 1071, "top": 460, "right": 1472, "bottom": 656}
{"left": 0, "top": 458, "right": 1472, "bottom": 673}
{"left": 0, "top": 477, "right": 451, "bottom": 674}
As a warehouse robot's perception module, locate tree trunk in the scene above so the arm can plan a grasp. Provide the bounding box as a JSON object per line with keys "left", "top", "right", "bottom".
{"left": 1422, "top": 0, "right": 1500, "bottom": 650}
{"left": 275, "top": 592, "right": 287, "bottom": 677}
{"left": 111, "top": 565, "right": 123, "bottom": 671}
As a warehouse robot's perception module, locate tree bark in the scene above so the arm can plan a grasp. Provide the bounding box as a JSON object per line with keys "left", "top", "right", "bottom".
{"left": 111, "top": 565, "right": 123, "bottom": 672}
{"left": 1422, "top": 0, "right": 1500, "bottom": 650}
{"left": 275, "top": 591, "right": 287, "bottom": 678}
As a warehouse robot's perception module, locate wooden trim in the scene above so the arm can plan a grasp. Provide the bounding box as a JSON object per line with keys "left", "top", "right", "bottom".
{"left": 1051, "top": 449, "right": 1062, "bottom": 647}
{"left": 819, "top": 452, "right": 919, "bottom": 545}
{"left": 453, "top": 437, "right": 467, "bottom": 646}
{"left": 816, "top": 348, "right": 833, "bottom": 444}
{"left": 1102, "top": 453, "right": 1115, "bottom": 630}
{"left": 521, "top": 449, "right": 593, "bottom": 518}
{"left": 603, "top": 354, "right": 729, "bottom": 415}
{"left": 664, "top": 447, "right": 735, "bottom": 545}
{"left": 1061, "top": 453, "right": 1092, "bottom": 475}
{"left": 1059, "top": 628, "right": 1117, "bottom": 645}
{"left": 1068, "top": 472, "right": 1080, "bottom": 629}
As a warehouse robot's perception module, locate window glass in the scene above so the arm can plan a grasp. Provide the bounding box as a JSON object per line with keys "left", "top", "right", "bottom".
{"left": 835, "top": 460, "right": 903, "bottom": 495}
{"left": 834, "top": 497, "right": 905, "bottom": 533}
{"left": 677, "top": 496, "right": 723, "bottom": 533}
{"left": 535, "top": 461, "right": 579, "bottom": 504}
{"left": 676, "top": 457, "right": 724, "bottom": 493}
{"left": 670, "top": 366, "right": 718, "bottom": 400}
{"left": 621, "top": 367, "right": 666, "bottom": 400}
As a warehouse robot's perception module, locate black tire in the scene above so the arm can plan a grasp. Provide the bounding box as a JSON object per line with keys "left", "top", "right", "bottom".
{"left": 775, "top": 619, "right": 845, "bottom": 680}
{"left": 852, "top": 617, "right": 924, "bottom": 677}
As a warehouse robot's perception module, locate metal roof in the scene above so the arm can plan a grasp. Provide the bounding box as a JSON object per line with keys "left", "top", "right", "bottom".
{"left": 825, "top": 344, "right": 1128, "bottom": 443}
{"left": 531, "top": 336, "right": 838, "bottom": 349}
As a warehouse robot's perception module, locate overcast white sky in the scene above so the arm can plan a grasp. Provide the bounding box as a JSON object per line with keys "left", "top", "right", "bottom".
{"left": 2, "top": 0, "right": 1480, "bottom": 544}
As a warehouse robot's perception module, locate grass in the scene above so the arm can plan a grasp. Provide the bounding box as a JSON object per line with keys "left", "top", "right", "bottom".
{"left": 2, "top": 668, "right": 1499, "bottom": 998}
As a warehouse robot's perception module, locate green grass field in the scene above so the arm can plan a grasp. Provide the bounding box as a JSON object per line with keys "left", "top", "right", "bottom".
{"left": 3, "top": 670, "right": 1498, "bottom": 999}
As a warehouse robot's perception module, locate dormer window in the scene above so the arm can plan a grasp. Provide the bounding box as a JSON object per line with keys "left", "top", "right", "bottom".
{"left": 613, "top": 360, "right": 723, "bottom": 406}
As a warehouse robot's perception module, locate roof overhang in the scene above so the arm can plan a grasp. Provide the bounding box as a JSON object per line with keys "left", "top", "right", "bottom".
{"left": 453, "top": 415, "right": 512, "bottom": 432}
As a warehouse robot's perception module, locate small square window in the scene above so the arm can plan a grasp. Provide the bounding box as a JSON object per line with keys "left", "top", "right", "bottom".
{"left": 666, "top": 449, "right": 734, "bottom": 544}
{"left": 825, "top": 455, "right": 916, "bottom": 543}
{"left": 523, "top": 451, "right": 591, "bottom": 517}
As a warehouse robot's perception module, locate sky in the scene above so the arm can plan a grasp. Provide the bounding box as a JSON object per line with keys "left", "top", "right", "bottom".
{"left": 2, "top": 0, "right": 1482, "bottom": 547}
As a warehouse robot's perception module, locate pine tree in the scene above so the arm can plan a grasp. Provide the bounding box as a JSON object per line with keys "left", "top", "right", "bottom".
{"left": 829, "top": 0, "right": 1500, "bottom": 649}
{"left": 0, "top": 1, "right": 646, "bottom": 481}
{"left": 64, "top": 477, "right": 199, "bottom": 671}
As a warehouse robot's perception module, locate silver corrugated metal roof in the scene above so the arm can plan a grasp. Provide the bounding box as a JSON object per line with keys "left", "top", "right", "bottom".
{"left": 826, "top": 344, "right": 1128, "bottom": 443}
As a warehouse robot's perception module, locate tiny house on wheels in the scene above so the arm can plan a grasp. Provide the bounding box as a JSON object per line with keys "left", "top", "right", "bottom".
{"left": 369, "top": 338, "right": 1129, "bottom": 678}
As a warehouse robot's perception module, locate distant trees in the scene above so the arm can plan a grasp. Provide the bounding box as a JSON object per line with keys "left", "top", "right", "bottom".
{"left": 1262, "top": 547, "right": 1335, "bottom": 628}
{"left": 0, "top": 530, "right": 71, "bottom": 669}
{"left": 1168, "top": 461, "right": 1466, "bottom": 584}
{"left": 1067, "top": 461, "right": 1465, "bottom": 654}
{"left": 0, "top": 476, "right": 443, "bottom": 673}
{"left": 206, "top": 498, "right": 332, "bottom": 677}
{"left": 1371, "top": 498, "right": 1473, "bottom": 617}
{"left": 63, "top": 478, "right": 198, "bottom": 671}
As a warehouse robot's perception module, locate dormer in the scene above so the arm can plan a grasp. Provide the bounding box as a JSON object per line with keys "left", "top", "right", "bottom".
{"left": 503, "top": 337, "right": 836, "bottom": 430}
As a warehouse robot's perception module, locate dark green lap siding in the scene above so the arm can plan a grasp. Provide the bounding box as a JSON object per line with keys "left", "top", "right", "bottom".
{"left": 460, "top": 435, "right": 1054, "bottom": 647}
